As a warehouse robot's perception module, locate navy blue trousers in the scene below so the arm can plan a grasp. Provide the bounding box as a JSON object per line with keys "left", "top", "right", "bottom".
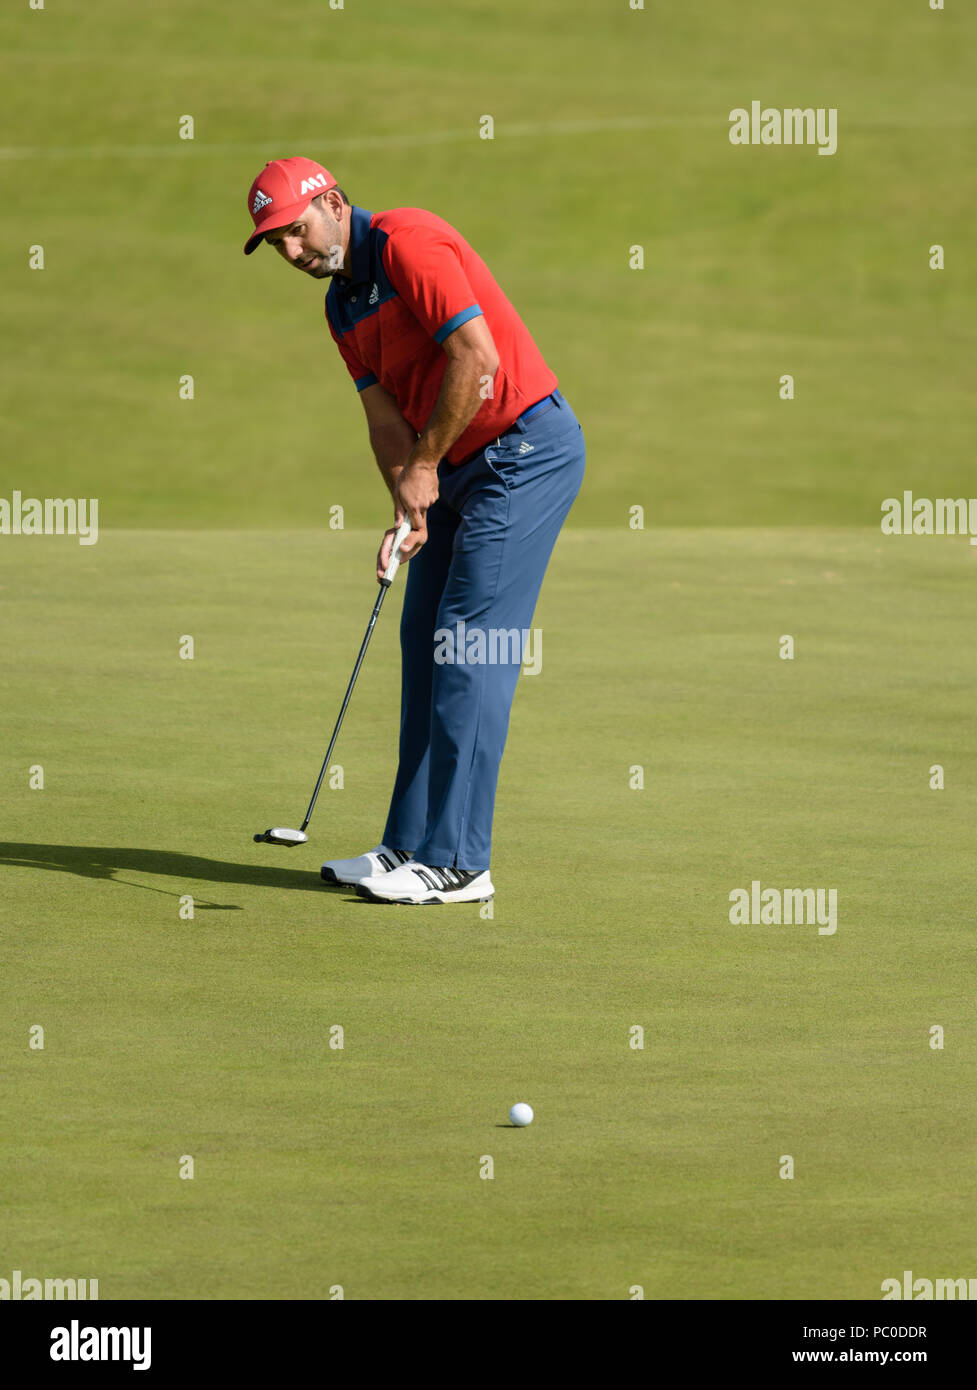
{"left": 382, "top": 391, "right": 585, "bottom": 870}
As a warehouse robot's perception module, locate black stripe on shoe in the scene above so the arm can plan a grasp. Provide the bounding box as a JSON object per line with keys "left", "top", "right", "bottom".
{"left": 411, "top": 866, "right": 481, "bottom": 894}
{"left": 446, "top": 868, "right": 480, "bottom": 890}
{"left": 452, "top": 869, "right": 481, "bottom": 889}
{"left": 394, "top": 849, "right": 412, "bottom": 864}
{"left": 377, "top": 853, "right": 394, "bottom": 871}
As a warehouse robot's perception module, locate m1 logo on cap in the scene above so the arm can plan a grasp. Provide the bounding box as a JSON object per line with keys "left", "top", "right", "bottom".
{"left": 252, "top": 188, "right": 272, "bottom": 214}
{"left": 300, "top": 173, "right": 330, "bottom": 195}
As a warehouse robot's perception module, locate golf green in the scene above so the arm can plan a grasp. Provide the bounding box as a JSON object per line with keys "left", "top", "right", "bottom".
{"left": 1, "top": 528, "right": 974, "bottom": 1299}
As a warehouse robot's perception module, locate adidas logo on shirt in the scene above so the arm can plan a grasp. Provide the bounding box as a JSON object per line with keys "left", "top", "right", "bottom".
{"left": 368, "top": 283, "right": 380, "bottom": 305}
{"left": 252, "top": 188, "right": 272, "bottom": 214}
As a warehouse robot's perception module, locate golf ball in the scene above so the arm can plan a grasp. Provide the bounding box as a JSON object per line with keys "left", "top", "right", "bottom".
{"left": 509, "top": 1102, "right": 534, "bottom": 1127}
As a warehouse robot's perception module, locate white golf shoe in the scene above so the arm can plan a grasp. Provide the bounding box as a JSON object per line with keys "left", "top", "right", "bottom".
{"left": 321, "top": 845, "right": 413, "bottom": 886}
{"left": 355, "top": 862, "right": 494, "bottom": 905}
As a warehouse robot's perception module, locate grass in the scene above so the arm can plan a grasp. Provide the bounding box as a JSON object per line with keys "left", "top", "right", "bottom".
{"left": 0, "top": 0, "right": 974, "bottom": 1303}
{"left": 1, "top": 528, "right": 974, "bottom": 1298}
{"left": 0, "top": 1, "right": 974, "bottom": 526}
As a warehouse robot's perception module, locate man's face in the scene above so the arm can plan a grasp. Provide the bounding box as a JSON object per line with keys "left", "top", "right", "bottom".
{"left": 264, "top": 193, "right": 347, "bottom": 278}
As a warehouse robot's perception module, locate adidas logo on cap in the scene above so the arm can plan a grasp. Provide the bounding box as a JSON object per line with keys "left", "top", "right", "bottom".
{"left": 252, "top": 188, "right": 273, "bottom": 215}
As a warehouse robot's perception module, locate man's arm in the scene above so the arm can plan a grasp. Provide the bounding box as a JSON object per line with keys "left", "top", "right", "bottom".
{"left": 359, "top": 383, "right": 421, "bottom": 581}
{"left": 411, "top": 313, "right": 499, "bottom": 466}
{"left": 392, "top": 315, "right": 499, "bottom": 548}
{"left": 359, "top": 381, "right": 417, "bottom": 499}
{"left": 365, "top": 316, "right": 500, "bottom": 578}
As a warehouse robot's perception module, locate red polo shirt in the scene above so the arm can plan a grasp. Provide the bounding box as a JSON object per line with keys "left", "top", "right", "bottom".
{"left": 325, "top": 206, "right": 558, "bottom": 464}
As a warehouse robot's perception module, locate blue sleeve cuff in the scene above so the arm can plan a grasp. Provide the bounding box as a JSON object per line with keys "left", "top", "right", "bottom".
{"left": 355, "top": 372, "right": 379, "bottom": 392}
{"left": 434, "top": 304, "right": 482, "bottom": 344}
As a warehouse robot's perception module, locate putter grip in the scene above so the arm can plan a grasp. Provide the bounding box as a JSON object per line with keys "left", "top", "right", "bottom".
{"left": 383, "top": 519, "right": 413, "bottom": 585}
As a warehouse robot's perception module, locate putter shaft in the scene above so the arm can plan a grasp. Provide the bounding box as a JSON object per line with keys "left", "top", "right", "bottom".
{"left": 300, "top": 583, "right": 389, "bottom": 831}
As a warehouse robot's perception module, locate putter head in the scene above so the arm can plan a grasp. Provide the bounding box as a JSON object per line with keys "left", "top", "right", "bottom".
{"left": 253, "top": 827, "right": 308, "bottom": 847}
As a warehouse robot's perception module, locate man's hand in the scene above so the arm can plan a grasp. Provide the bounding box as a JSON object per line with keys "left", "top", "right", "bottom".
{"left": 376, "top": 516, "right": 409, "bottom": 583}
{"left": 394, "top": 451, "right": 440, "bottom": 547}
{"left": 375, "top": 456, "right": 438, "bottom": 581}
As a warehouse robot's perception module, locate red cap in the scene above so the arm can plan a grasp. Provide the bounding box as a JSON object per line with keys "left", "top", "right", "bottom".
{"left": 243, "top": 157, "right": 338, "bottom": 255}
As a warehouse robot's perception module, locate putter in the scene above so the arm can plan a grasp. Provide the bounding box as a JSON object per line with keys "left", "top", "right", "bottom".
{"left": 254, "top": 518, "right": 412, "bottom": 848}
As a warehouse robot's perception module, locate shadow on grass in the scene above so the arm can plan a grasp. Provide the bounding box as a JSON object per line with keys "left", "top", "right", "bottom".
{"left": 0, "top": 842, "right": 334, "bottom": 908}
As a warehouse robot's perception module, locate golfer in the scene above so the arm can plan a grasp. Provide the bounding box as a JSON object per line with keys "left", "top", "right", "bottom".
{"left": 244, "top": 157, "right": 585, "bottom": 903}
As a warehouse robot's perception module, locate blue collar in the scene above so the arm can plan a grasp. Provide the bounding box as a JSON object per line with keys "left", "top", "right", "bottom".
{"left": 341, "top": 205, "right": 372, "bottom": 288}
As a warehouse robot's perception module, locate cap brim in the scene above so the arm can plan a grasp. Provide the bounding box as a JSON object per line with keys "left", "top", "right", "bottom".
{"left": 242, "top": 186, "right": 335, "bottom": 255}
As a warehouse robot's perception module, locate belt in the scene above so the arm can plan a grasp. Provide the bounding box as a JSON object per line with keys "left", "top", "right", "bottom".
{"left": 516, "top": 392, "right": 559, "bottom": 425}
{"left": 454, "top": 392, "right": 560, "bottom": 467}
